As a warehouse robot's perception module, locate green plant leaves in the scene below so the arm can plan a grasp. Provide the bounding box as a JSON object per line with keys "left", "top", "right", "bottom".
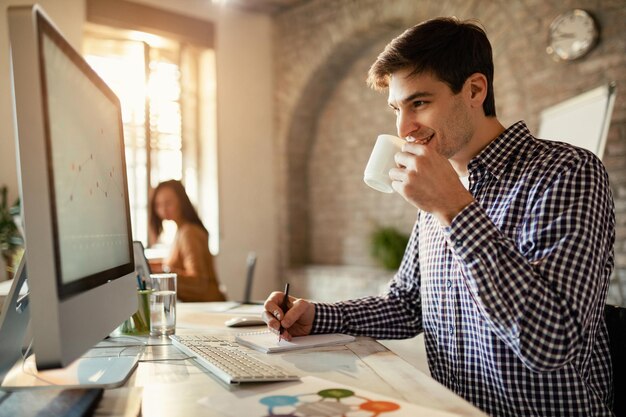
{"left": 370, "top": 226, "right": 409, "bottom": 270}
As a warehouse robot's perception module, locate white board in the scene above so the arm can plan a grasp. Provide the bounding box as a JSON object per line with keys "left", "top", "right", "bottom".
{"left": 537, "top": 82, "right": 616, "bottom": 159}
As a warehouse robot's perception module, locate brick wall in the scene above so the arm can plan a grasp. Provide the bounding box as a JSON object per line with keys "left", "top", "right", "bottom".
{"left": 273, "top": 0, "right": 626, "bottom": 304}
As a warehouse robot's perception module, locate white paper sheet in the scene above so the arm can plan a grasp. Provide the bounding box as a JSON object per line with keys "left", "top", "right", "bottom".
{"left": 236, "top": 331, "right": 355, "bottom": 353}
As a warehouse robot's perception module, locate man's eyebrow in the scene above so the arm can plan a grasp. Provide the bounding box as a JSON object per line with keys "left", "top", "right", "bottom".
{"left": 388, "top": 91, "right": 434, "bottom": 108}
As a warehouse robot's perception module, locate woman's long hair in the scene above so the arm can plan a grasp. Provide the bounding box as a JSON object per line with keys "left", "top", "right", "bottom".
{"left": 149, "top": 180, "right": 207, "bottom": 239}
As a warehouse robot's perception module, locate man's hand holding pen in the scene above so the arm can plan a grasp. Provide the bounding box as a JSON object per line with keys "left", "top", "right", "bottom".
{"left": 262, "top": 284, "right": 315, "bottom": 342}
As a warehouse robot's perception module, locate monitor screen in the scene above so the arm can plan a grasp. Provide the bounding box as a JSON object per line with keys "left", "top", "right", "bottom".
{"left": 4, "top": 5, "right": 138, "bottom": 374}
{"left": 40, "top": 20, "right": 133, "bottom": 296}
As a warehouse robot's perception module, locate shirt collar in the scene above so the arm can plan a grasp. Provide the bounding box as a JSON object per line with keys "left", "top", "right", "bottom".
{"left": 468, "top": 120, "right": 533, "bottom": 180}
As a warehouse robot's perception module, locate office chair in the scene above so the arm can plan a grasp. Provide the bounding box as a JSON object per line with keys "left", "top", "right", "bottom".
{"left": 605, "top": 304, "right": 626, "bottom": 417}
{"left": 242, "top": 252, "right": 257, "bottom": 304}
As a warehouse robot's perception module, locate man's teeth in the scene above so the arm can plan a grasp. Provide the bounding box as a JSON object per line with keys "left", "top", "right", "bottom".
{"left": 405, "top": 134, "right": 434, "bottom": 143}
{"left": 416, "top": 134, "right": 433, "bottom": 143}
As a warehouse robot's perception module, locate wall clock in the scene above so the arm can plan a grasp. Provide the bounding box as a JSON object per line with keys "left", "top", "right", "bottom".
{"left": 546, "top": 9, "right": 599, "bottom": 61}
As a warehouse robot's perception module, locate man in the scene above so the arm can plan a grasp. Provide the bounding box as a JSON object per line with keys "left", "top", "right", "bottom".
{"left": 263, "top": 17, "right": 615, "bottom": 416}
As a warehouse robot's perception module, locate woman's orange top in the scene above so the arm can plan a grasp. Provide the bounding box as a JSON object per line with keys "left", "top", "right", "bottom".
{"left": 164, "top": 223, "right": 226, "bottom": 302}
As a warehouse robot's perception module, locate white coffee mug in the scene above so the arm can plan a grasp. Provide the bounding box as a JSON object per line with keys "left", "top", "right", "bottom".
{"left": 363, "top": 134, "right": 405, "bottom": 193}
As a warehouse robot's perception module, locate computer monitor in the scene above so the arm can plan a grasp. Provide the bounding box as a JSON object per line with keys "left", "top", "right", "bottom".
{"left": 1, "top": 5, "right": 138, "bottom": 386}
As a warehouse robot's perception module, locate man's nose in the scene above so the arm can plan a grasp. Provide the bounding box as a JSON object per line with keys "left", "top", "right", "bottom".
{"left": 396, "top": 109, "right": 418, "bottom": 139}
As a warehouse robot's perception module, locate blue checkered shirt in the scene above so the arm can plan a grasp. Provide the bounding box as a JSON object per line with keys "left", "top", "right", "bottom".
{"left": 312, "top": 121, "right": 615, "bottom": 416}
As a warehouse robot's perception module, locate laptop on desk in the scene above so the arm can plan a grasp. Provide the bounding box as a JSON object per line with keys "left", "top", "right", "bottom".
{"left": 241, "top": 251, "right": 264, "bottom": 305}
{"left": 133, "top": 241, "right": 152, "bottom": 284}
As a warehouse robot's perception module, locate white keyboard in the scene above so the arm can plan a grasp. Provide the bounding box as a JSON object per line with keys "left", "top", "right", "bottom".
{"left": 169, "top": 335, "right": 299, "bottom": 384}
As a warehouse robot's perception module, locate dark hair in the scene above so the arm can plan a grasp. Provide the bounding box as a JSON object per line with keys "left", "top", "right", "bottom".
{"left": 149, "top": 180, "right": 207, "bottom": 238}
{"left": 367, "top": 17, "right": 496, "bottom": 116}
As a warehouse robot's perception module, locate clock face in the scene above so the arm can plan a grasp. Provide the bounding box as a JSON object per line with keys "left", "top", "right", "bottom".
{"left": 547, "top": 9, "right": 599, "bottom": 61}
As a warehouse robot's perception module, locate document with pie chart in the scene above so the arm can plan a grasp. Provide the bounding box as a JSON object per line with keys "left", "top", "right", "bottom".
{"left": 200, "top": 376, "right": 460, "bottom": 416}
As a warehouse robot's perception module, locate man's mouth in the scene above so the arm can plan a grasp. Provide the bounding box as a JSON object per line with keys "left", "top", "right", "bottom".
{"left": 406, "top": 133, "right": 434, "bottom": 144}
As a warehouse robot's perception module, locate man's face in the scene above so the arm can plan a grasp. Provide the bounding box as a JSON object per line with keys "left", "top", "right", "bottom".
{"left": 387, "top": 68, "right": 474, "bottom": 159}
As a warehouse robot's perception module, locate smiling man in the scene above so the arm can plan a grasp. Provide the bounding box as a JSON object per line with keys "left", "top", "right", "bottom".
{"left": 263, "top": 17, "right": 615, "bottom": 416}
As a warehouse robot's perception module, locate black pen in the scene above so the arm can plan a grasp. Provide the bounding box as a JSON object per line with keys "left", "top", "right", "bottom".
{"left": 278, "top": 283, "right": 290, "bottom": 342}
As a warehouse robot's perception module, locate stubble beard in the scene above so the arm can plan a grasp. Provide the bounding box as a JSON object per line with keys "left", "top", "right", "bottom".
{"left": 438, "top": 100, "right": 474, "bottom": 159}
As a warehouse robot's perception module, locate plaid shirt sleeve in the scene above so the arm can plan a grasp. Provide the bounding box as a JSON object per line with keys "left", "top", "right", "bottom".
{"left": 312, "top": 218, "right": 423, "bottom": 338}
{"left": 444, "top": 151, "right": 614, "bottom": 372}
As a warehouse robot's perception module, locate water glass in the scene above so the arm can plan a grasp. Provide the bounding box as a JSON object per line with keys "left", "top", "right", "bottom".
{"left": 149, "top": 273, "right": 177, "bottom": 336}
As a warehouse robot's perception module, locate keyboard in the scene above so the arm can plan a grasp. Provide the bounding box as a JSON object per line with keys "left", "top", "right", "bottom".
{"left": 169, "top": 334, "right": 299, "bottom": 384}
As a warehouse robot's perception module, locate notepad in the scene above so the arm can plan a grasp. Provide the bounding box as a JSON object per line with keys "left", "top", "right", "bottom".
{"left": 235, "top": 331, "right": 355, "bottom": 353}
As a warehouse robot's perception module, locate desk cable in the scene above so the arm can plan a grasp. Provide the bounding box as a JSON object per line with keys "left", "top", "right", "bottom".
{"left": 17, "top": 336, "right": 197, "bottom": 386}
{"left": 20, "top": 338, "right": 58, "bottom": 386}
{"left": 104, "top": 336, "right": 196, "bottom": 363}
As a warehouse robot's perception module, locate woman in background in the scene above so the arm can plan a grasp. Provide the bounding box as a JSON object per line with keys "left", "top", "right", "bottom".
{"left": 149, "top": 180, "right": 226, "bottom": 302}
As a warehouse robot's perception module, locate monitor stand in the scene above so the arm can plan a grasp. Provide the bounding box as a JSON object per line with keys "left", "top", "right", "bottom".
{"left": 0, "top": 256, "right": 138, "bottom": 390}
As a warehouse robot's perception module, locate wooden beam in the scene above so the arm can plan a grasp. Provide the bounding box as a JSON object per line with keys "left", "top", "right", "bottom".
{"left": 86, "top": 0, "right": 214, "bottom": 48}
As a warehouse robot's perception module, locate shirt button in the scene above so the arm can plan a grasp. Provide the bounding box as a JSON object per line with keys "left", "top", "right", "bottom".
{"left": 446, "top": 279, "right": 452, "bottom": 289}
{"left": 455, "top": 238, "right": 463, "bottom": 246}
{"left": 449, "top": 325, "right": 454, "bottom": 335}
{"left": 450, "top": 374, "right": 456, "bottom": 383}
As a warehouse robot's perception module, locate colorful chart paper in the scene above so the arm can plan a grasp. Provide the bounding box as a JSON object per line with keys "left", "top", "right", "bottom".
{"left": 200, "top": 376, "right": 460, "bottom": 416}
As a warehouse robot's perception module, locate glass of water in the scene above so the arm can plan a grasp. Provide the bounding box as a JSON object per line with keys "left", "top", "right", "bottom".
{"left": 149, "top": 273, "right": 177, "bottom": 337}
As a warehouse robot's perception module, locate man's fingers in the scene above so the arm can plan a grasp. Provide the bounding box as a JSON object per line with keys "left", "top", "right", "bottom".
{"left": 261, "top": 310, "right": 276, "bottom": 325}
{"left": 262, "top": 291, "right": 283, "bottom": 324}
{"left": 263, "top": 291, "right": 312, "bottom": 340}
{"left": 264, "top": 291, "right": 285, "bottom": 319}
{"left": 389, "top": 167, "right": 407, "bottom": 182}
{"left": 282, "top": 299, "right": 310, "bottom": 328}
{"left": 262, "top": 310, "right": 293, "bottom": 341}
{"left": 279, "top": 330, "right": 293, "bottom": 342}
{"left": 261, "top": 310, "right": 281, "bottom": 332}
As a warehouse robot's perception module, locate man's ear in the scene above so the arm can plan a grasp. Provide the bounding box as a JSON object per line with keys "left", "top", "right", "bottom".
{"left": 466, "top": 73, "right": 488, "bottom": 109}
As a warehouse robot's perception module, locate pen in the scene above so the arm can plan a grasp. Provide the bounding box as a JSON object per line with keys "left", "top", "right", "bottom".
{"left": 136, "top": 274, "right": 144, "bottom": 290}
{"left": 278, "top": 283, "right": 290, "bottom": 342}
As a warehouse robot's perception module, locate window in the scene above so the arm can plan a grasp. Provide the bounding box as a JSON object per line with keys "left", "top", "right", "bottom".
{"left": 83, "top": 26, "right": 218, "bottom": 252}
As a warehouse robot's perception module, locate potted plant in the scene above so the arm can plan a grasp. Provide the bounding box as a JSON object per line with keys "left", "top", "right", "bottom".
{"left": 0, "top": 185, "right": 23, "bottom": 281}
{"left": 370, "top": 225, "right": 409, "bottom": 270}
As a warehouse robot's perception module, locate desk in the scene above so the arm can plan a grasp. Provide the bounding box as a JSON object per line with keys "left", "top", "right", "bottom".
{"left": 97, "top": 302, "right": 486, "bottom": 417}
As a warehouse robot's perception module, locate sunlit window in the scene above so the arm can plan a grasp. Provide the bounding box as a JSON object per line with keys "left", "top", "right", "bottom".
{"left": 83, "top": 26, "right": 216, "bottom": 252}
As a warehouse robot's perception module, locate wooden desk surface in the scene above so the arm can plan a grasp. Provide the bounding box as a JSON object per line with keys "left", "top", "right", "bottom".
{"left": 98, "top": 302, "right": 486, "bottom": 417}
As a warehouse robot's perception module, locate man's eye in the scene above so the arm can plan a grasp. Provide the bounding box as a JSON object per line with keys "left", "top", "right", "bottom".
{"left": 413, "top": 100, "right": 426, "bottom": 108}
